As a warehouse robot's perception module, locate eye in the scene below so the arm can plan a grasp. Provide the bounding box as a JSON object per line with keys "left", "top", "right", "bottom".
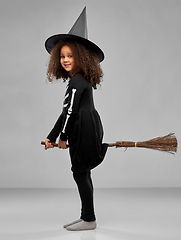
{"left": 60, "top": 56, "right": 64, "bottom": 59}
{"left": 68, "top": 55, "right": 72, "bottom": 58}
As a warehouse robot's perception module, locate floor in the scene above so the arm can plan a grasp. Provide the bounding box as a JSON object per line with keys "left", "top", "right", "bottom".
{"left": 0, "top": 188, "right": 181, "bottom": 240}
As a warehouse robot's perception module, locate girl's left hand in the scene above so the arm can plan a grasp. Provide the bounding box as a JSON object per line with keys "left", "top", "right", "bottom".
{"left": 58, "top": 138, "right": 68, "bottom": 149}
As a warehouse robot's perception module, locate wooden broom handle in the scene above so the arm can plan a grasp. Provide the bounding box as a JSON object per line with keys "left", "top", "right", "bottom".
{"left": 41, "top": 141, "right": 69, "bottom": 148}
{"left": 41, "top": 141, "right": 117, "bottom": 148}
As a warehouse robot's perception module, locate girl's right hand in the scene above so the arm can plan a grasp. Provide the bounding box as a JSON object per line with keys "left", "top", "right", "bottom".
{"left": 45, "top": 138, "right": 54, "bottom": 150}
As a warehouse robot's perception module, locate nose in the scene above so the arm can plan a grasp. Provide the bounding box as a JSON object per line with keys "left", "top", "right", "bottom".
{"left": 64, "top": 56, "right": 69, "bottom": 62}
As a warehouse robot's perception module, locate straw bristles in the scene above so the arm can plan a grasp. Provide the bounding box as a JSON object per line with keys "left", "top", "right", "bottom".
{"left": 109, "top": 133, "right": 177, "bottom": 154}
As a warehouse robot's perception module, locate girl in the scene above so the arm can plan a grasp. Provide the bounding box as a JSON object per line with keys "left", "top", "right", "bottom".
{"left": 44, "top": 8, "right": 107, "bottom": 231}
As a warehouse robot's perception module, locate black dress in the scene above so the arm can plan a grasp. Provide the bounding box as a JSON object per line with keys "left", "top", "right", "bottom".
{"left": 47, "top": 73, "right": 108, "bottom": 173}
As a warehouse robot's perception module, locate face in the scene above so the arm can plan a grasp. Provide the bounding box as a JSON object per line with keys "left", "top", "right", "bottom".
{"left": 60, "top": 45, "right": 75, "bottom": 75}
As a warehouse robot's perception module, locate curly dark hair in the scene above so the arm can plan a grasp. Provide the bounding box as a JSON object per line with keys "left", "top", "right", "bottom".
{"left": 46, "top": 40, "right": 103, "bottom": 89}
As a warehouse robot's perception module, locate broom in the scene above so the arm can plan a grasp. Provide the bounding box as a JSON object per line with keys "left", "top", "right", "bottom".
{"left": 41, "top": 132, "right": 178, "bottom": 154}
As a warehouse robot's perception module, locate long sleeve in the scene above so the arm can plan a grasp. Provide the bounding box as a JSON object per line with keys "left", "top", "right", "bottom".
{"left": 46, "top": 73, "right": 88, "bottom": 143}
{"left": 60, "top": 74, "right": 87, "bottom": 141}
{"left": 47, "top": 113, "right": 64, "bottom": 142}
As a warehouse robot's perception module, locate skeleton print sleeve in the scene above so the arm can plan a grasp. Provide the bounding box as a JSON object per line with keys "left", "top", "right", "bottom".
{"left": 46, "top": 74, "right": 87, "bottom": 143}
{"left": 59, "top": 75, "right": 87, "bottom": 141}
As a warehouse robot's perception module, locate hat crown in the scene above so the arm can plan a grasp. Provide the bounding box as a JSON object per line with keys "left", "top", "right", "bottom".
{"left": 68, "top": 7, "right": 88, "bottom": 39}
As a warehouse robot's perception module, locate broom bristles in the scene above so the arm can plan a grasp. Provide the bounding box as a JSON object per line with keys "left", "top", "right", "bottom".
{"left": 113, "top": 133, "right": 178, "bottom": 154}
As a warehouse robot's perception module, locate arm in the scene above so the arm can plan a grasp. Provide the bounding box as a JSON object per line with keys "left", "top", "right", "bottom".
{"left": 46, "top": 113, "right": 64, "bottom": 143}
{"left": 60, "top": 75, "right": 87, "bottom": 141}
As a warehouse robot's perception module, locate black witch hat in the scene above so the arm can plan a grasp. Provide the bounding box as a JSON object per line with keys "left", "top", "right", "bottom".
{"left": 45, "top": 7, "right": 104, "bottom": 62}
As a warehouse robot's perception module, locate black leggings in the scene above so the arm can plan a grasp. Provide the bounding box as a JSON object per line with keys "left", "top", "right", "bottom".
{"left": 73, "top": 170, "right": 96, "bottom": 222}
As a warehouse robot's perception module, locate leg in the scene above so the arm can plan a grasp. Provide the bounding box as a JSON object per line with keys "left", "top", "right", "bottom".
{"left": 66, "top": 170, "right": 96, "bottom": 231}
{"left": 73, "top": 170, "right": 96, "bottom": 222}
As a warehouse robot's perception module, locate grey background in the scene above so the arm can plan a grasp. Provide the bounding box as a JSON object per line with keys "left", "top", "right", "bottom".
{"left": 0, "top": 0, "right": 181, "bottom": 188}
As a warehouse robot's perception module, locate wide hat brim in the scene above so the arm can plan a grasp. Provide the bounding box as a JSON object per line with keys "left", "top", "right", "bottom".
{"left": 45, "top": 34, "right": 104, "bottom": 62}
